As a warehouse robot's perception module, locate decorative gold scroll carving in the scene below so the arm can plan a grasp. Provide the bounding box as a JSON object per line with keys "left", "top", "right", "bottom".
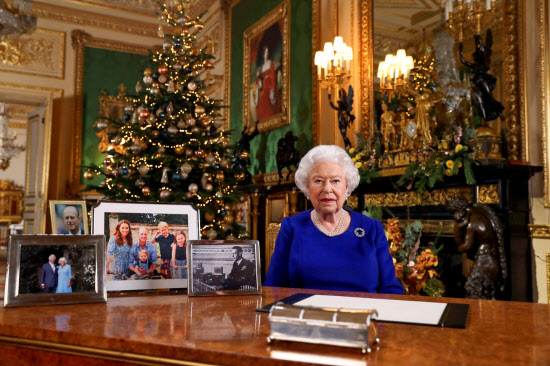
{"left": 528, "top": 225, "right": 550, "bottom": 238}
{"left": 32, "top": 2, "right": 158, "bottom": 38}
{"left": 188, "top": 0, "right": 217, "bottom": 19}
{"left": 0, "top": 29, "right": 64, "bottom": 79}
{"left": 222, "top": 0, "right": 233, "bottom": 132}
{"left": 312, "top": 0, "right": 320, "bottom": 145}
{"left": 70, "top": 30, "right": 151, "bottom": 193}
{"left": 360, "top": 0, "right": 373, "bottom": 140}
{"left": 57, "top": 0, "right": 157, "bottom": 15}
{"left": 347, "top": 195, "right": 358, "bottom": 210}
{"left": 252, "top": 170, "right": 296, "bottom": 186}
{"left": 546, "top": 252, "right": 550, "bottom": 303}
{"left": 540, "top": 0, "right": 550, "bottom": 207}
{"left": 476, "top": 184, "right": 500, "bottom": 204}
{"left": 364, "top": 187, "right": 472, "bottom": 207}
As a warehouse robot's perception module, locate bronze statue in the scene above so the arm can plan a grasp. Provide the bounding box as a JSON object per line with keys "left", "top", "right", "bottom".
{"left": 328, "top": 85, "right": 355, "bottom": 149}
{"left": 380, "top": 102, "right": 398, "bottom": 151}
{"left": 448, "top": 196, "right": 507, "bottom": 300}
{"left": 276, "top": 131, "right": 300, "bottom": 183}
{"left": 458, "top": 29, "right": 505, "bottom": 123}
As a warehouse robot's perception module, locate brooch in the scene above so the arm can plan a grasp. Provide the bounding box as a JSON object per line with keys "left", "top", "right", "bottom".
{"left": 354, "top": 228, "right": 365, "bottom": 238}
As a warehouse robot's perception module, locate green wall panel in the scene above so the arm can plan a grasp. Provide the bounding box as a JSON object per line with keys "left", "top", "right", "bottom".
{"left": 230, "top": 0, "right": 313, "bottom": 175}
{"left": 81, "top": 47, "right": 149, "bottom": 186}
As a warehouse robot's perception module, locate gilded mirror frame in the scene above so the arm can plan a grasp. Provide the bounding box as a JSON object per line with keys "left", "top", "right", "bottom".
{"left": 359, "top": 0, "right": 526, "bottom": 163}
{"left": 540, "top": 0, "right": 550, "bottom": 207}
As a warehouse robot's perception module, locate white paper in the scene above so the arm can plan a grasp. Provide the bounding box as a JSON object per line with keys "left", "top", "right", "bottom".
{"left": 295, "top": 295, "right": 447, "bottom": 325}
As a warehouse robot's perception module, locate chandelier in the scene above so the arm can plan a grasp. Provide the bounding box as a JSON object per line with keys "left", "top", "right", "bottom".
{"left": 442, "top": 0, "right": 496, "bottom": 42}
{"left": 314, "top": 36, "right": 353, "bottom": 91}
{"left": 377, "top": 49, "right": 414, "bottom": 102}
{"left": 0, "top": 103, "right": 25, "bottom": 170}
{"left": 0, "top": 0, "right": 36, "bottom": 41}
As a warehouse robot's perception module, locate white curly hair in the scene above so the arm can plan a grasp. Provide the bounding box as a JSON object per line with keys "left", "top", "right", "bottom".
{"left": 294, "top": 145, "right": 359, "bottom": 199}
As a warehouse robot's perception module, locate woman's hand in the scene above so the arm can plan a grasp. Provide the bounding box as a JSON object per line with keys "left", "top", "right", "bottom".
{"left": 68, "top": 279, "right": 71, "bottom": 287}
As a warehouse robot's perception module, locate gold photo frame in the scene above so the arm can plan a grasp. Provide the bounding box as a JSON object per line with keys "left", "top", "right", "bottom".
{"left": 49, "top": 200, "right": 89, "bottom": 235}
{"left": 242, "top": 0, "right": 290, "bottom": 133}
{"left": 265, "top": 193, "right": 288, "bottom": 228}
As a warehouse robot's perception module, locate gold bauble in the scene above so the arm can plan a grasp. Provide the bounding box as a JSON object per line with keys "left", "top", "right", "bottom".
{"left": 205, "top": 211, "right": 215, "bottom": 221}
{"left": 239, "top": 151, "right": 249, "bottom": 161}
{"left": 205, "top": 228, "right": 217, "bottom": 239}
{"left": 194, "top": 106, "right": 205, "bottom": 115}
{"left": 142, "top": 186, "right": 151, "bottom": 195}
{"left": 83, "top": 170, "right": 95, "bottom": 180}
{"left": 223, "top": 214, "right": 234, "bottom": 224}
{"left": 215, "top": 171, "right": 225, "bottom": 182}
{"left": 174, "top": 146, "right": 185, "bottom": 155}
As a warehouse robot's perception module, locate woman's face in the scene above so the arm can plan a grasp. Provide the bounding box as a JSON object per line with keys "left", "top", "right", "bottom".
{"left": 177, "top": 234, "right": 186, "bottom": 246}
{"left": 120, "top": 223, "right": 130, "bottom": 237}
{"left": 306, "top": 162, "right": 347, "bottom": 215}
{"left": 59, "top": 260, "right": 66, "bottom": 266}
{"left": 263, "top": 47, "right": 269, "bottom": 60}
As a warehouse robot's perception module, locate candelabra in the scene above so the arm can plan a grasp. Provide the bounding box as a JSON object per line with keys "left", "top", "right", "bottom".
{"left": 314, "top": 36, "right": 353, "bottom": 92}
{"left": 376, "top": 50, "right": 414, "bottom": 102}
{"left": 0, "top": 103, "right": 25, "bottom": 170}
{"left": 443, "top": 0, "right": 496, "bottom": 42}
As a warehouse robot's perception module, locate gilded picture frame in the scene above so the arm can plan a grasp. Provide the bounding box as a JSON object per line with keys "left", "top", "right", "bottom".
{"left": 242, "top": 0, "right": 290, "bottom": 133}
{"left": 187, "top": 240, "right": 261, "bottom": 297}
{"left": 4, "top": 235, "right": 106, "bottom": 308}
{"left": 49, "top": 200, "right": 89, "bottom": 235}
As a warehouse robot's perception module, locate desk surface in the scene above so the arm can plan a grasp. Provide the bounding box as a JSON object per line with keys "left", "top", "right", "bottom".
{"left": 1, "top": 287, "right": 549, "bottom": 366}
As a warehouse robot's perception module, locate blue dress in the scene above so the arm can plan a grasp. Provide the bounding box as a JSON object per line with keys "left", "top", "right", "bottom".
{"left": 56, "top": 264, "right": 72, "bottom": 293}
{"left": 107, "top": 236, "right": 131, "bottom": 277}
{"left": 264, "top": 210, "right": 404, "bottom": 294}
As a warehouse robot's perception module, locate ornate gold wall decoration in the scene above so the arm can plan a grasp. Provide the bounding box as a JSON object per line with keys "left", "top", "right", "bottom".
{"left": 528, "top": 225, "right": 550, "bottom": 238}
{"left": 364, "top": 187, "right": 472, "bottom": 207}
{"left": 360, "top": 0, "right": 373, "bottom": 139}
{"left": 0, "top": 29, "right": 64, "bottom": 79}
{"left": 540, "top": 0, "right": 550, "bottom": 207}
{"left": 32, "top": 2, "right": 158, "bottom": 38}
{"left": 70, "top": 30, "right": 151, "bottom": 192}
{"left": 188, "top": 0, "right": 217, "bottom": 19}
{"left": 476, "top": 184, "right": 500, "bottom": 204}
{"left": 60, "top": 0, "right": 157, "bottom": 15}
{"left": 547, "top": 252, "right": 550, "bottom": 303}
{"left": 252, "top": 170, "right": 296, "bottom": 186}
{"left": 197, "top": 23, "right": 221, "bottom": 64}
{"left": 346, "top": 195, "right": 358, "bottom": 210}
{"left": 222, "top": 0, "right": 233, "bottom": 131}
{"left": 312, "top": 0, "right": 320, "bottom": 145}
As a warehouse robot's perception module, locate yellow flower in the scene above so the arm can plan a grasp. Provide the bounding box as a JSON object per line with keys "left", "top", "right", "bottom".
{"left": 458, "top": 162, "right": 463, "bottom": 168}
{"left": 445, "top": 169, "right": 452, "bottom": 176}
{"left": 442, "top": 141, "right": 449, "bottom": 149}
{"left": 355, "top": 162, "right": 363, "bottom": 168}
{"left": 445, "top": 160, "right": 454, "bottom": 169}
{"left": 352, "top": 157, "right": 356, "bottom": 162}
{"left": 355, "top": 154, "right": 361, "bottom": 160}
{"left": 435, "top": 159, "right": 441, "bottom": 165}
{"left": 455, "top": 144, "right": 463, "bottom": 153}
{"left": 349, "top": 148, "right": 355, "bottom": 154}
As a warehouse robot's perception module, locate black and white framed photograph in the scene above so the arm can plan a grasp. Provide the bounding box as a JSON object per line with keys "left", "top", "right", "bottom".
{"left": 4, "top": 235, "right": 106, "bottom": 307}
{"left": 188, "top": 240, "right": 261, "bottom": 297}
{"left": 49, "top": 200, "right": 89, "bottom": 235}
{"left": 92, "top": 201, "right": 200, "bottom": 291}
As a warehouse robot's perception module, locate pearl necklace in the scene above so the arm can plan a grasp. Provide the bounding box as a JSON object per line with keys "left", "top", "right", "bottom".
{"left": 312, "top": 210, "right": 346, "bottom": 237}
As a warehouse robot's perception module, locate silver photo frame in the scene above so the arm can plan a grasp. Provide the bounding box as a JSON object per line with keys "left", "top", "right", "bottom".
{"left": 4, "top": 235, "right": 107, "bottom": 307}
{"left": 188, "top": 240, "right": 261, "bottom": 297}
{"left": 92, "top": 201, "right": 200, "bottom": 292}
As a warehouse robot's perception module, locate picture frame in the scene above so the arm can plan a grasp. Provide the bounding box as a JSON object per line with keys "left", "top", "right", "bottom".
{"left": 188, "top": 240, "right": 261, "bottom": 297}
{"left": 266, "top": 192, "right": 288, "bottom": 227}
{"left": 92, "top": 201, "right": 200, "bottom": 292}
{"left": 242, "top": 0, "right": 290, "bottom": 133}
{"left": 4, "top": 235, "right": 106, "bottom": 307}
{"left": 49, "top": 200, "right": 89, "bottom": 235}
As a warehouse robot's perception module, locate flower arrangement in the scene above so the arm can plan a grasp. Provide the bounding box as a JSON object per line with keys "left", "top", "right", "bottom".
{"left": 347, "top": 133, "right": 380, "bottom": 184}
{"left": 385, "top": 218, "right": 445, "bottom": 297}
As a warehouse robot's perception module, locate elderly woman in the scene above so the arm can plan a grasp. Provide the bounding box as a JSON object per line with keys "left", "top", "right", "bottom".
{"left": 264, "top": 145, "right": 403, "bottom": 294}
{"left": 56, "top": 257, "right": 72, "bottom": 293}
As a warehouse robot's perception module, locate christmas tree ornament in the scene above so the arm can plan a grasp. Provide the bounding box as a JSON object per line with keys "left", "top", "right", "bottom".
{"left": 157, "top": 25, "right": 164, "bottom": 37}
{"left": 205, "top": 61, "right": 213, "bottom": 68}
{"left": 215, "top": 191, "right": 223, "bottom": 198}
{"left": 161, "top": 167, "right": 170, "bottom": 184}
{"left": 130, "top": 142, "right": 143, "bottom": 154}
{"left": 160, "top": 130, "right": 169, "bottom": 138}
{"left": 199, "top": 89, "right": 206, "bottom": 97}
{"left": 177, "top": 119, "right": 186, "bottom": 129}
{"left": 143, "top": 75, "right": 153, "bottom": 85}
{"left": 120, "top": 166, "right": 129, "bottom": 177}
{"left": 147, "top": 115, "right": 156, "bottom": 124}
{"left": 195, "top": 148, "right": 205, "bottom": 158}
{"left": 167, "top": 80, "right": 175, "bottom": 93}
{"left": 177, "top": 17, "right": 186, "bottom": 26}
{"left": 160, "top": 188, "right": 172, "bottom": 199}
{"left": 181, "top": 27, "right": 190, "bottom": 35}
{"left": 205, "top": 183, "right": 213, "bottom": 192}
{"left": 213, "top": 163, "right": 220, "bottom": 170}
{"left": 186, "top": 117, "right": 196, "bottom": 126}
{"left": 194, "top": 105, "right": 205, "bottom": 115}
{"left": 174, "top": 40, "right": 181, "bottom": 48}
{"left": 111, "top": 168, "right": 119, "bottom": 177}
{"left": 151, "top": 130, "right": 160, "bottom": 138}
{"left": 117, "top": 182, "right": 124, "bottom": 189}
{"left": 158, "top": 146, "right": 166, "bottom": 154}
{"left": 187, "top": 81, "right": 197, "bottom": 91}
{"left": 239, "top": 151, "right": 249, "bottom": 161}
{"left": 166, "top": 102, "right": 174, "bottom": 115}
{"left": 213, "top": 120, "right": 223, "bottom": 129}
{"left": 138, "top": 164, "right": 149, "bottom": 175}
{"left": 181, "top": 172, "right": 189, "bottom": 180}
{"left": 185, "top": 148, "right": 194, "bottom": 157}
{"left": 195, "top": 22, "right": 204, "bottom": 30}
{"left": 135, "top": 179, "right": 146, "bottom": 188}
{"left": 221, "top": 223, "right": 231, "bottom": 232}
{"left": 167, "top": 124, "right": 178, "bottom": 136}
{"left": 188, "top": 183, "right": 199, "bottom": 193}
{"left": 174, "top": 146, "right": 185, "bottom": 155}
{"left": 113, "top": 136, "right": 122, "bottom": 145}
{"left": 180, "top": 163, "right": 192, "bottom": 174}
{"left": 139, "top": 109, "right": 150, "bottom": 120}
{"left": 174, "top": 64, "right": 182, "bottom": 71}
{"left": 131, "top": 111, "right": 139, "bottom": 124}
{"left": 226, "top": 234, "right": 236, "bottom": 240}
{"left": 152, "top": 72, "right": 159, "bottom": 81}
{"left": 163, "top": 41, "right": 171, "bottom": 51}
{"left": 220, "top": 210, "right": 227, "bottom": 217}
{"left": 158, "top": 65, "right": 169, "bottom": 75}
{"left": 205, "top": 211, "right": 215, "bottom": 221}
{"left": 143, "top": 67, "right": 153, "bottom": 76}
{"left": 201, "top": 118, "right": 210, "bottom": 128}
{"left": 236, "top": 172, "right": 246, "bottom": 181}
{"left": 103, "top": 157, "right": 113, "bottom": 166}
{"left": 135, "top": 81, "right": 143, "bottom": 93}
{"left": 191, "top": 126, "right": 201, "bottom": 134}
{"left": 223, "top": 214, "right": 234, "bottom": 224}
{"left": 96, "top": 120, "right": 108, "bottom": 130}
{"left": 142, "top": 186, "right": 151, "bottom": 195}
{"left": 158, "top": 74, "right": 167, "bottom": 84}
{"left": 215, "top": 171, "right": 225, "bottom": 182}
{"left": 205, "top": 228, "right": 217, "bottom": 239}
{"left": 219, "top": 158, "right": 229, "bottom": 168}
{"left": 173, "top": 172, "right": 182, "bottom": 180}
{"left": 205, "top": 154, "right": 216, "bottom": 165}
{"left": 176, "top": 82, "right": 184, "bottom": 91}
{"left": 123, "top": 113, "right": 131, "bottom": 121}
{"left": 185, "top": 191, "right": 193, "bottom": 199}
{"left": 83, "top": 170, "right": 95, "bottom": 180}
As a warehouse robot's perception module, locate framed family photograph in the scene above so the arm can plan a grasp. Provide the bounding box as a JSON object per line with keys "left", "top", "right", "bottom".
{"left": 4, "top": 235, "right": 106, "bottom": 307}
{"left": 92, "top": 201, "right": 200, "bottom": 292}
{"left": 187, "top": 240, "right": 261, "bottom": 297}
{"left": 49, "top": 200, "right": 89, "bottom": 235}
{"left": 242, "top": 0, "right": 290, "bottom": 133}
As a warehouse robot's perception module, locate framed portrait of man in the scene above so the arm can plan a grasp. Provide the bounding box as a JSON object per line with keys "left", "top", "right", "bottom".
{"left": 242, "top": 0, "right": 290, "bottom": 133}
{"left": 49, "top": 200, "right": 89, "bottom": 235}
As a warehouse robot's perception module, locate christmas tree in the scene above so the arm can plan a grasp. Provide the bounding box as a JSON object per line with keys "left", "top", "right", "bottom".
{"left": 83, "top": 1, "right": 253, "bottom": 240}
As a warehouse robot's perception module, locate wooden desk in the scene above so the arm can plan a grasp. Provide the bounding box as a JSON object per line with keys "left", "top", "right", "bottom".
{"left": 0, "top": 287, "right": 549, "bottom": 365}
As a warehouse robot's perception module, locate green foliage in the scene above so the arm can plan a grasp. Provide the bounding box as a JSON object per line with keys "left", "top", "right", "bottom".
{"left": 362, "top": 206, "right": 383, "bottom": 220}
